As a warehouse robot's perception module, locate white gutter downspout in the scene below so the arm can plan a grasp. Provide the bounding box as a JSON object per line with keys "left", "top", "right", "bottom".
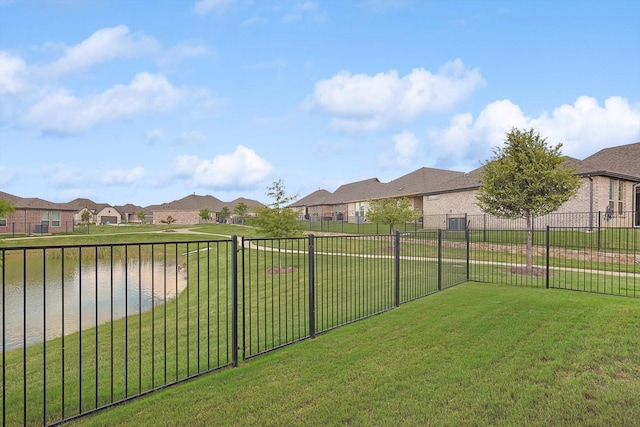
{"left": 587, "top": 176, "right": 594, "bottom": 230}
{"left": 633, "top": 182, "right": 640, "bottom": 227}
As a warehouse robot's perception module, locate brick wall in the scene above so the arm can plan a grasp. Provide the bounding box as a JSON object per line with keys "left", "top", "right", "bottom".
{"left": 0, "top": 209, "right": 75, "bottom": 234}
{"left": 152, "top": 210, "right": 201, "bottom": 225}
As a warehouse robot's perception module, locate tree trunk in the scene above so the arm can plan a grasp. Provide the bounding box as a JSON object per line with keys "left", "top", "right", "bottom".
{"left": 525, "top": 213, "right": 533, "bottom": 271}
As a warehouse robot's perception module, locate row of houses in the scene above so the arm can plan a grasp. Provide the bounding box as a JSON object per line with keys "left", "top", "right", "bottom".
{"left": 2, "top": 142, "right": 639, "bottom": 235}
{"left": 289, "top": 142, "right": 640, "bottom": 229}
{"left": 0, "top": 192, "right": 264, "bottom": 235}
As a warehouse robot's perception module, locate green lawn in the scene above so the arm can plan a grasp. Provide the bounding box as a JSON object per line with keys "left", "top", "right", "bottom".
{"left": 73, "top": 282, "right": 640, "bottom": 427}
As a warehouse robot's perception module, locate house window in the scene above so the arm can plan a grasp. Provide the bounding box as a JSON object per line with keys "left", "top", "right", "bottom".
{"left": 0, "top": 217, "right": 6, "bottom": 227}
{"left": 618, "top": 181, "right": 624, "bottom": 214}
{"left": 609, "top": 179, "right": 625, "bottom": 214}
{"left": 41, "top": 211, "right": 50, "bottom": 226}
{"left": 52, "top": 211, "right": 60, "bottom": 227}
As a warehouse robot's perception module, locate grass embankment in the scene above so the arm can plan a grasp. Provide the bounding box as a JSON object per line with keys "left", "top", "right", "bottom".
{"left": 0, "top": 223, "right": 260, "bottom": 247}
{"left": 74, "top": 282, "right": 640, "bottom": 427}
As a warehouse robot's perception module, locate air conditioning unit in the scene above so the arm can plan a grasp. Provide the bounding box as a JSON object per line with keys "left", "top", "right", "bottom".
{"left": 447, "top": 217, "right": 466, "bottom": 231}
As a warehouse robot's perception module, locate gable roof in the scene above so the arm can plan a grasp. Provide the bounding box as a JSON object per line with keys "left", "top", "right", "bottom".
{"left": 424, "top": 167, "right": 485, "bottom": 194}
{"left": 294, "top": 167, "right": 466, "bottom": 206}
{"left": 289, "top": 189, "right": 332, "bottom": 207}
{"left": 576, "top": 142, "right": 640, "bottom": 181}
{"left": 0, "top": 191, "right": 76, "bottom": 211}
{"left": 425, "top": 155, "right": 584, "bottom": 195}
{"left": 114, "top": 203, "right": 145, "bottom": 215}
{"left": 224, "top": 198, "right": 264, "bottom": 211}
{"left": 153, "top": 194, "right": 225, "bottom": 211}
{"left": 382, "top": 167, "right": 464, "bottom": 198}
{"left": 64, "top": 198, "right": 100, "bottom": 210}
{"left": 323, "top": 178, "right": 388, "bottom": 204}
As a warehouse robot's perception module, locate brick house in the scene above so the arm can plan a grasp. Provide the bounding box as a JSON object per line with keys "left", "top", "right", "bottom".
{"left": 421, "top": 142, "right": 640, "bottom": 229}
{"left": 150, "top": 194, "right": 264, "bottom": 225}
{"left": 114, "top": 203, "right": 149, "bottom": 224}
{"left": 0, "top": 191, "right": 76, "bottom": 235}
{"left": 290, "top": 167, "right": 464, "bottom": 224}
{"left": 64, "top": 198, "right": 124, "bottom": 225}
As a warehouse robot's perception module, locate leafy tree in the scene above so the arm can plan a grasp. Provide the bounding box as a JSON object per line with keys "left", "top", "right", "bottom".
{"left": 199, "top": 207, "right": 212, "bottom": 222}
{"left": 233, "top": 202, "right": 249, "bottom": 224}
{"left": 81, "top": 209, "right": 92, "bottom": 223}
{"left": 218, "top": 206, "right": 231, "bottom": 223}
{"left": 0, "top": 199, "right": 16, "bottom": 218}
{"left": 476, "top": 128, "right": 581, "bottom": 271}
{"left": 252, "top": 180, "right": 301, "bottom": 237}
{"left": 137, "top": 210, "right": 146, "bottom": 223}
{"left": 366, "top": 197, "right": 420, "bottom": 234}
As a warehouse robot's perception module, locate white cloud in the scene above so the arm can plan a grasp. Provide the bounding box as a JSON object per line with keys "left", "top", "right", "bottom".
{"left": 426, "top": 96, "right": 640, "bottom": 170}
{"left": 531, "top": 96, "right": 640, "bottom": 156}
{"left": 0, "top": 165, "right": 16, "bottom": 187}
{"left": 101, "top": 166, "right": 146, "bottom": 186}
{"left": 51, "top": 168, "right": 83, "bottom": 188}
{"left": 171, "top": 146, "right": 273, "bottom": 188}
{"left": 146, "top": 128, "right": 164, "bottom": 145}
{"left": 193, "top": 0, "right": 234, "bottom": 15}
{"left": 307, "top": 59, "right": 484, "bottom": 132}
{"left": 283, "top": 2, "right": 326, "bottom": 23}
{"left": 243, "top": 16, "right": 267, "bottom": 25}
{"left": 40, "top": 25, "right": 159, "bottom": 78}
{"left": 173, "top": 130, "right": 207, "bottom": 146}
{"left": 159, "top": 42, "right": 210, "bottom": 66}
{"left": 380, "top": 130, "right": 420, "bottom": 168}
{"left": 0, "top": 51, "right": 28, "bottom": 94}
{"left": 363, "top": 0, "right": 415, "bottom": 11}
{"left": 24, "top": 72, "right": 183, "bottom": 134}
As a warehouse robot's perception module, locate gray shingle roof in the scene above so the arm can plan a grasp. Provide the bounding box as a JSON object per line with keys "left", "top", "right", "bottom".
{"left": 153, "top": 194, "right": 225, "bottom": 211}
{"left": 424, "top": 167, "right": 485, "bottom": 194}
{"left": 114, "top": 203, "right": 145, "bottom": 215}
{"left": 0, "top": 191, "right": 76, "bottom": 211}
{"left": 382, "top": 167, "right": 464, "bottom": 197}
{"left": 323, "top": 178, "right": 388, "bottom": 204}
{"left": 423, "top": 156, "right": 584, "bottom": 195}
{"left": 226, "top": 198, "right": 264, "bottom": 211}
{"left": 289, "top": 189, "right": 332, "bottom": 207}
{"left": 576, "top": 142, "right": 640, "bottom": 180}
{"left": 295, "top": 167, "right": 465, "bottom": 205}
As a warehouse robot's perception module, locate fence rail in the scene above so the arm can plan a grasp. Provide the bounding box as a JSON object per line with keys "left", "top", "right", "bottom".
{"left": 1, "top": 227, "right": 638, "bottom": 425}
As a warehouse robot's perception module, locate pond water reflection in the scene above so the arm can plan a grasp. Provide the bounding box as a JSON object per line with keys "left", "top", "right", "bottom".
{"left": 1, "top": 248, "right": 187, "bottom": 351}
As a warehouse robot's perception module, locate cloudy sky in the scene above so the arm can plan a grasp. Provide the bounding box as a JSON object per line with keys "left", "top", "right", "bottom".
{"left": 1, "top": 0, "right": 639, "bottom": 207}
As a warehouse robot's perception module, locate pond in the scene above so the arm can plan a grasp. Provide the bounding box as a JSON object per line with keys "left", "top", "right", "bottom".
{"left": 1, "top": 247, "right": 187, "bottom": 352}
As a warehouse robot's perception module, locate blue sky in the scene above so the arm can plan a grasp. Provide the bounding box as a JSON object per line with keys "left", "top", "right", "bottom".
{"left": 1, "top": 0, "right": 639, "bottom": 207}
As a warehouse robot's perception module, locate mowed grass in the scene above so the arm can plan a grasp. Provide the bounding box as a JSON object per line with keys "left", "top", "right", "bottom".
{"left": 74, "top": 282, "right": 640, "bottom": 427}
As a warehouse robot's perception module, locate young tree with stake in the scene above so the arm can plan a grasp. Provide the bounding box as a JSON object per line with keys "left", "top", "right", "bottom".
{"left": 476, "top": 128, "right": 581, "bottom": 272}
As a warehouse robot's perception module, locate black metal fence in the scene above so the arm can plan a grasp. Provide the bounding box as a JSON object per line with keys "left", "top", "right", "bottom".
{"left": 468, "top": 226, "right": 639, "bottom": 297}
{"left": 1, "top": 227, "right": 638, "bottom": 425}
{"left": 1, "top": 240, "right": 237, "bottom": 427}
{"left": 425, "top": 210, "right": 639, "bottom": 231}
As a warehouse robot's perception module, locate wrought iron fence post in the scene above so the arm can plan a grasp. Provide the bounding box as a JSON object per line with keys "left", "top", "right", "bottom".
{"left": 240, "top": 236, "right": 246, "bottom": 360}
{"left": 394, "top": 231, "right": 400, "bottom": 307}
{"left": 308, "top": 234, "right": 316, "bottom": 339}
{"left": 437, "top": 229, "right": 442, "bottom": 291}
{"left": 231, "top": 235, "right": 239, "bottom": 367}
{"left": 598, "top": 211, "right": 602, "bottom": 251}
{"left": 483, "top": 214, "right": 487, "bottom": 242}
{"left": 546, "top": 226, "right": 550, "bottom": 289}
{"left": 466, "top": 228, "right": 470, "bottom": 282}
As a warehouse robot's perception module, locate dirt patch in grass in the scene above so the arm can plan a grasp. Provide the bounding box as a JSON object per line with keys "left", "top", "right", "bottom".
{"left": 267, "top": 266, "right": 296, "bottom": 274}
